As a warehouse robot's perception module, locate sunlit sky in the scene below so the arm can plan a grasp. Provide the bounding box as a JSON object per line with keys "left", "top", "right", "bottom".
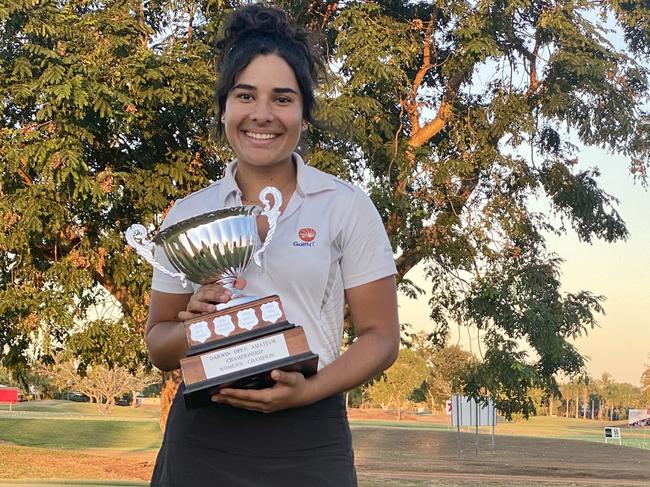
{"left": 398, "top": 146, "right": 649, "bottom": 386}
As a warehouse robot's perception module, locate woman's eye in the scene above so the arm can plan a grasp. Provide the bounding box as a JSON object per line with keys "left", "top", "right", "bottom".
{"left": 276, "top": 97, "right": 292, "bottom": 104}
{"left": 236, "top": 93, "right": 253, "bottom": 101}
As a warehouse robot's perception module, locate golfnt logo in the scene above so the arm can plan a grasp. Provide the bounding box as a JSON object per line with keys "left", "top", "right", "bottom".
{"left": 293, "top": 227, "right": 316, "bottom": 247}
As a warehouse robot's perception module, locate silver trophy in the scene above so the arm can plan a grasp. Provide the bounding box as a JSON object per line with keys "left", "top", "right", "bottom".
{"left": 125, "top": 186, "right": 282, "bottom": 308}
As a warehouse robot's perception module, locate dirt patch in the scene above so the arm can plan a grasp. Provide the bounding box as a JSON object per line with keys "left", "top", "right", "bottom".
{"left": 351, "top": 427, "right": 650, "bottom": 484}
{"left": 0, "top": 444, "right": 156, "bottom": 482}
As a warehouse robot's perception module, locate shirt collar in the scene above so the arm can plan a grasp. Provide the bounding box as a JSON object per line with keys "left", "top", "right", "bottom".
{"left": 293, "top": 152, "right": 337, "bottom": 196}
{"left": 221, "top": 153, "right": 337, "bottom": 203}
{"left": 220, "top": 159, "right": 241, "bottom": 206}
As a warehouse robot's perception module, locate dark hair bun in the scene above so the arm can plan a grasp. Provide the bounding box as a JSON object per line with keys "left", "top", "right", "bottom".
{"left": 216, "top": 5, "right": 309, "bottom": 68}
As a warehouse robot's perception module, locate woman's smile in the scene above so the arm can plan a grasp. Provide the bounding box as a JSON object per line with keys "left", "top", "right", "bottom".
{"left": 244, "top": 131, "right": 279, "bottom": 141}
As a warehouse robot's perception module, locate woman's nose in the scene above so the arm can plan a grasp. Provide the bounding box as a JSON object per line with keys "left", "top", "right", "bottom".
{"left": 250, "top": 100, "right": 273, "bottom": 123}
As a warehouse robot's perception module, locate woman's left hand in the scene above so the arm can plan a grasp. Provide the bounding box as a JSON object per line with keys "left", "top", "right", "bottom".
{"left": 211, "top": 370, "right": 316, "bottom": 413}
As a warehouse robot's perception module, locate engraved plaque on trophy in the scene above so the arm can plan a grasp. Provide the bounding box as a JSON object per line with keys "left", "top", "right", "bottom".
{"left": 181, "top": 326, "right": 319, "bottom": 409}
{"left": 126, "top": 187, "right": 319, "bottom": 409}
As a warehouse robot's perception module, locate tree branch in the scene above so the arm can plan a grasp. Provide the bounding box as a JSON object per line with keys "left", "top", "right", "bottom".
{"left": 395, "top": 249, "right": 424, "bottom": 280}
{"left": 513, "top": 34, "right": 542, "bottom": 100}
{"left": 17, "top": 167, "right": 33, "bottom": 186}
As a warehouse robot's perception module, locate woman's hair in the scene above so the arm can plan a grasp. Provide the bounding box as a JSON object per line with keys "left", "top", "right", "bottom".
{"left": 214, "top": 4, "right": 324, "bottom": 134}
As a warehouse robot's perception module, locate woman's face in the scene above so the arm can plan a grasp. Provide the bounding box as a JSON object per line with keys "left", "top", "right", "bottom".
{"left": 223, "top": 54, "right": 304, "bottom": 171}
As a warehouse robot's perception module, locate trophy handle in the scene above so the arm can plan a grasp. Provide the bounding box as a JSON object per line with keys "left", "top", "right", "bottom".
{"left": 253, "top": 186, "right": 282, "bottom": 266}
{"left": 125, "top": 224, "right": 189, "bottom": 288}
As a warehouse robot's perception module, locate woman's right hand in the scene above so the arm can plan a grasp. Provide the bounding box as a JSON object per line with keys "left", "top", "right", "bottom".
{"left": 177, "top": 278, "right": 247, "bottom": 321}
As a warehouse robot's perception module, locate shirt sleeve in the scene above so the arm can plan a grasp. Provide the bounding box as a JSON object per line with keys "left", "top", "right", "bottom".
{"left": 150, "top": 203, "right": 194, "bottom": 294}
{"left": 339, "top": 188, "right": 397, "bottom": 289}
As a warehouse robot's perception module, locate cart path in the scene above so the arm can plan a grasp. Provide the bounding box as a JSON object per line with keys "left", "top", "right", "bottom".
{"left": 360, "top": 470, "right": 650, "bottom": 486}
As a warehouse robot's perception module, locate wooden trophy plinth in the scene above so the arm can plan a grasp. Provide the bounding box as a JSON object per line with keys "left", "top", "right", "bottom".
{"left": 181, "top": 326, "right": 318, "bottom": 409}
{"left": 180, "top": 295, "right": 318, "bottom": 409}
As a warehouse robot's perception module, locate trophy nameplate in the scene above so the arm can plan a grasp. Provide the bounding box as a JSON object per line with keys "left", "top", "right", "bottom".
{"left": 181, "top": 326, "right": 319, "bottom": 409}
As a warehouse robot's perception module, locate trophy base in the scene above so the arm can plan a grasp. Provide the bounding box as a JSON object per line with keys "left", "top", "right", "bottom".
{"left": 180, "top": 297, "right": 320, "bottom": 410}
{"left": 183, "top": 350, "right": 319, "bottom": 409}
{"left": 181, "top": 325, "right": 318, "bottom": 409}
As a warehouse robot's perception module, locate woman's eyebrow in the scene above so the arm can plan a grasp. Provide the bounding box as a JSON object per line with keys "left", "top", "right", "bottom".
{"left": 272, "top": 87, "right": 299, "bottom": 95}
{"left": 232, "top": 83, "right": 256, "bottom": 91}
{"left": 232, "top": 84, "right": 298, "bottom": 95}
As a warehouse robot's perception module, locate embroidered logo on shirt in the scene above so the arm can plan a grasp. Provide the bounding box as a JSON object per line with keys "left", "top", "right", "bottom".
{"left": 293, "top": 227, "right": 316, "bottom": 247}
{"left": 298, "top": 228, "right": 316, "bottom": 242}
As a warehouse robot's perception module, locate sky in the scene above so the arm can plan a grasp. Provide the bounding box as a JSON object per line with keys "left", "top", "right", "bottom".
{"left": 398, "top": 146, "right": 649, "bottom": 386}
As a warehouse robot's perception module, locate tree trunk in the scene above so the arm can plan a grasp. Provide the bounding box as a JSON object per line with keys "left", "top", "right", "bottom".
{"left": 160, "top": 370, "right": 182, "bottom": 432}
{"left": 96, "top": 396, "right": 107, "bottom": 415}
{"left": 566, "top": 399, "right": 569, "bottom": 418}
{"left": 131, "top": 389, "right": 138, "bottom": 408}
{"left": 549, "top": 398, "right": 553, "bottom": 416}
{"left": 575, "top": 391, "right": 579, "bottom": 419}
{"left": 106, "top": 397, "right": 115, "bottom": 416}
{"left": 396, "top": 399, "right": 401, "bottom": 422}
{"left": 598, "top": 400, "right": 603, "bottom": 420}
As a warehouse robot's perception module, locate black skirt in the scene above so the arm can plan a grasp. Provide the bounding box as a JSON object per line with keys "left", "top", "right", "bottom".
{"left": 150, "top": 384, "right": 357, "bottom": 487}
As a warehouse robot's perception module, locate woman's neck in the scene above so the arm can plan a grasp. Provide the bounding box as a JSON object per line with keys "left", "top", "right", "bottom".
{"left": 235, "top": 158, "right": 297, "bottom": 206}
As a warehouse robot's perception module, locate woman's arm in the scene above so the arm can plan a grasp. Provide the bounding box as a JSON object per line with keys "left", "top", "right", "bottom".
{"left": 146, "top": 291, "right": 193, "bottom": 371}
{"left": 306, "top": 275, "right": 399, "bottom": 397}
{"left": 213, "top": 275, "right": 399, "bottom": 412}
{"left": 146, "top": 283, "right": 243, "bottom": 371}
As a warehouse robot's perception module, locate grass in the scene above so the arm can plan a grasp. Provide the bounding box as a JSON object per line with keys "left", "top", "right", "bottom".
{"left": 0, "top": 401, "right": 161, "bottom": 452}
{"left": 0, "top": 418, "right": 161, "bottom": 451}
{"left": 0, "top": 400, "right": 160, "bottom": 420}
{"left": 349, "top": 414, "right": 650, "bottom": 450}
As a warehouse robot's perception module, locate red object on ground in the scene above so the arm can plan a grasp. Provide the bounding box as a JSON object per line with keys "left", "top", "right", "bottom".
{"left": 0, "top": 387, "right": 18, "bottom": 403}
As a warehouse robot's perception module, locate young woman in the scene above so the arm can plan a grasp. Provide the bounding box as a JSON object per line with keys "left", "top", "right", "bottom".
{"left": 147, "top": 5, "right": 399, "bottom": 486}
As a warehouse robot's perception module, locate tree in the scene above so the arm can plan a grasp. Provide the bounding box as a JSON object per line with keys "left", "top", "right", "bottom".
{"left": 410, "top": 331, "right": 476, "bottom": 413}
{"left": 364, "top": 378, "right": 394, "bottom": 410}
{"left": 642, "top": 364, "right": 650, "bottom": 406}
{"left": 596, "top": 373, "right": 617, "bottom": 420}
{"left": 610, "top": 382, "right": 644, "bottom": 419}
{"left": 578, "top": 373, "right": 592, "bottom": 419}
{"left": 1, "top": 0, "right": 649, "bottom": 421}
{"left": 559, "top": 381, "right": 575, "bottom": 418}
{"left": 40, "top": 356, "right": 158, "bottom": 415}
{"left": 366, "top": 348, "right": 428, "bottom": 421}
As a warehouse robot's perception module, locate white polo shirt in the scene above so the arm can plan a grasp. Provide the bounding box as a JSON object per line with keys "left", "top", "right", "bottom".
{"left": 151, "top": 153, "right": 397, "bottom": 368}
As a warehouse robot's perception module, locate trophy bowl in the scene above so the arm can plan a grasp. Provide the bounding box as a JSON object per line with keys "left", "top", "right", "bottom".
{"left": 153, "top": 206, "right": 259, "bottom": 286}
{"left": 126, "top": 187, "right": 282, "bottom": 306}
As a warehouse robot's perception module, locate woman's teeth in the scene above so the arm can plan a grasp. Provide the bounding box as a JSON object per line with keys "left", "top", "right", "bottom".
{"left": 245, "top": 132, "right": 278, "bottom": 140}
